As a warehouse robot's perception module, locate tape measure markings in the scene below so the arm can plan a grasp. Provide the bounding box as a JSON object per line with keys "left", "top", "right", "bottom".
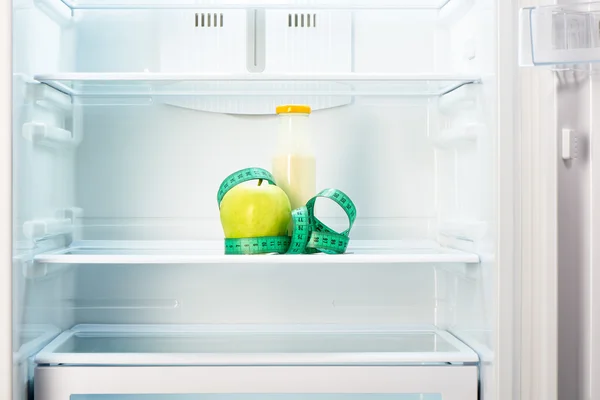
{"left": 225, "top": 236, "right": 291, "bottom": 255}
{"left": 286, "top": 206, "right": 311, "bottom": 255}
{"left": 219, "top": 168, "right": 356, "bottom": 255}
{"left": 306, "top": 231, "right": 350, "bottom": 254}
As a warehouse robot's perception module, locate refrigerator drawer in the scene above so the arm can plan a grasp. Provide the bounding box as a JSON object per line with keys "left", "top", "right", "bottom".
{"left": 35, "top": 367, "right": 478, "bottom": 400}
{"left": 33, "top": 325, "right": 478, "bottom": 400}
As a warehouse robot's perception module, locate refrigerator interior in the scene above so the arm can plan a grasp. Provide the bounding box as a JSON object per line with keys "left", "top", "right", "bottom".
{"left": 12, "top": 0, "right": 498, "bottom": 398}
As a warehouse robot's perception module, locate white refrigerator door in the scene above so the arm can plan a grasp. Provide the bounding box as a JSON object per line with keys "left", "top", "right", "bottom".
{"left": 519, "top": 0, "right": 600, "bottom": 398}
{"left": 552, "top": 1, "right": 600, "bottom": 398}
{"left": 1, "top": 0, "right": 13, "bottom": 396}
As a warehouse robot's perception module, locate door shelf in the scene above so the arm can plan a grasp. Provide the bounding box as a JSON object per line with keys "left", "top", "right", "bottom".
{"left": 34, "top": 73, "right": 481, "bottom": 98}
{"left": 35, "top": 324, "right": 479, "bottom": 365}
{"left": 32, "top": 240, "right": 481, "bottom": 265}
{"left": 520, "top": 2, "right": 600, "bottom": 67}
{"left": 56, "top": 0, "right": 454, "bottom": 10}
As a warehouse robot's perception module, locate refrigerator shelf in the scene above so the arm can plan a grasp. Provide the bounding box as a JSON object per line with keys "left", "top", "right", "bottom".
{"left": 520, "top": 2, "right": 600, "bottom": 67}
{"left": 56, "top": 0, "right": 454, "bottom": 10}
{"left": 33, "top": 73, "right": 481, "bottom": 98}
{"left": 35, "top": 324, "right": 479, "bottom": 365}
{"left": 32, "top": 240, "right": 481, "bottom": 265}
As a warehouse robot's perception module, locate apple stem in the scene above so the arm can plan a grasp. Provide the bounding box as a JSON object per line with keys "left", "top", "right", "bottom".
{"left": 258, "top": 179, "right": 263, "bottom": 186}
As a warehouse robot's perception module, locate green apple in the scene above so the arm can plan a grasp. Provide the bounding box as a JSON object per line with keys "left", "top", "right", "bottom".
{"left": 220, "top": 180, "right": 292, "bottom": 238}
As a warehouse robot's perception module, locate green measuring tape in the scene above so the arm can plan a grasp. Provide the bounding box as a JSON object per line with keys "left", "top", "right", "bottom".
{"left": 218, "top": 167, "right": 356, "bottom": 255}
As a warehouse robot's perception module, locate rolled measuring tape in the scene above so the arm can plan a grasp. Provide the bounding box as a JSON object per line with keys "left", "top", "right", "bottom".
{"left": 217, "top": 167, "right": 356, "bottom": 255}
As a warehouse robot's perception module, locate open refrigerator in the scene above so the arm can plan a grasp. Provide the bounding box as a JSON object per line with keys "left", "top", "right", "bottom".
{"left": 8, "top": 0, "right": 600, "bottom": 398}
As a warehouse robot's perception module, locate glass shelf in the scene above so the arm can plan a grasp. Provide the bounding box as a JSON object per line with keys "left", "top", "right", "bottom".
{"left": 34, "top": 73, "right": 480, "bottom": 98}
{"left": 58, "top": 0, "right": 453, "bottom": 10}
{"left": 33, "top": 240, "right": 481, "bottom": 265}
{"left": 35, "top": 324, "right": 479, "bottom": 365}
{"left": 520, "top": 2, "right": 600, "bottom": 67}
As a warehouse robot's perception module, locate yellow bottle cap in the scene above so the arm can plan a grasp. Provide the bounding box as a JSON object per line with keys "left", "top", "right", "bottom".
{"left": 276, "top": 105, "right": 312, "bottom": 114}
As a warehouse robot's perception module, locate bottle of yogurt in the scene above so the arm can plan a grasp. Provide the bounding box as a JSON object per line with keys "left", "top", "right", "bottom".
{"left": 272, "top": 104, "right": 316, "bottom": 210}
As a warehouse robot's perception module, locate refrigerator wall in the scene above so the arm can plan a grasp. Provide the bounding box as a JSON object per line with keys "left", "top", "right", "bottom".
{"left": 2, "top": 0, "right": 14, "bottom": 398}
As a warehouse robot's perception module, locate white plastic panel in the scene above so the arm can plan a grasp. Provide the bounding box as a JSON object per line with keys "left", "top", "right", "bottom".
{"left": 159, "top": 10, "right": 247, "bottom": 74}
{"left": 264, "top": 10, "right": 351, "bottom": 73}
{"left": 22, "top": 122, "right": 77, "bottom": 148}
{"left": 353, "top": 10, "right": 438, "bottom": 74}
{"left": 31, "top": 4, "right": 473, "bottom": 78}
{"left": 35, "top": 366, "right": 478, "bottom": 400}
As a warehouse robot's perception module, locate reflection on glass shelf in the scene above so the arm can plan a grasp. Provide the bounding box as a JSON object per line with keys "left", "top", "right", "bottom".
{"left": 72, "top": 395, "right": 443, "bottom": 400}
{"left": 33, "top": 73, "right": 480, "bottom": 98}
{"left": 35, "top": 324, "right": 479, "bottom": 365}
{"left": 520, "top": 2, "right": 600, "bottom": 67}
{"left": 58, "top": 0, "right": 453, "bottom": 10}
{"left": 32, "top": 240, "right": 480, "bottom": 264}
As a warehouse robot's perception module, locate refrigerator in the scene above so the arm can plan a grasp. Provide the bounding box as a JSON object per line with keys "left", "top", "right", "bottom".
{"left": 6, "top": 0, "right": 599, "bottom": 398}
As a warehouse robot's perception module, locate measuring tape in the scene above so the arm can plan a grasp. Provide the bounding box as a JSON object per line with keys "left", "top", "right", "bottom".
{"left": 218, "top": 167, "right": 356, "bottom": 255}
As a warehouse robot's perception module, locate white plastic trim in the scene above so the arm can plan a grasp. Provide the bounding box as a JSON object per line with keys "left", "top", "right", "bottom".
{"left": 437, "top": 84, "right": 478, "bottom": 113}
{"left": 432, "top": 123, "right": 483, "bottom": 148}
{"left": 496, "top": 1, "right": 520, "bottom": 399}
{"left": 13, "top": 325, "right": 60, "bottom": 365}
{"left": 22, "top": 122, "right": 77, "bottom": 147}
{"left": 518, "top": 66, "right": 558, "bottom": 400}
{"left": 438, "top": 0, "right": 475, "bottom": 25}
{"left": 587, "top": 49, "right": 600, "bottom": 400}
{"left": 35, "top": 365, "right": 478, "bottom": 400}
{"left": 0, "top": 0, "right": 11, "bottom": 397}
{"left": 515, "top": 1, "right": 558, "bottom": 399}
{"left": 28, "top": 80, "right": 72, "bottom": 112}
{"left": 22, "top": 218, "right": 73, "bottom": 240}
{"left": 32, "top": 0, "right": 73, "bottom": 26}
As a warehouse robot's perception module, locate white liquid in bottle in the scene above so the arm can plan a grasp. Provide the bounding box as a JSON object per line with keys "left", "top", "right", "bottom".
{"left": 272, "top": 105, "right": 316, "bottom": 210}
{"left": 272, "top": 154, "right": 316, "bottom": 210}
